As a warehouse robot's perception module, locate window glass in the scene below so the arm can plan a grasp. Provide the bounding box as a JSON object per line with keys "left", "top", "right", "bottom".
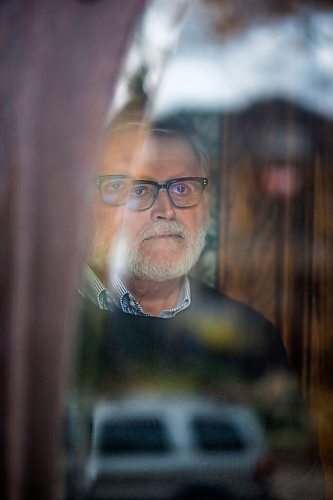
{"left": 97, "top": 418, "right": 171, "bottom": 454}
{"left": 65, "top": 1, "right": 332, "bottom": 499}
{"left": 192, "top": 417, "right": 245, "bottom": 452}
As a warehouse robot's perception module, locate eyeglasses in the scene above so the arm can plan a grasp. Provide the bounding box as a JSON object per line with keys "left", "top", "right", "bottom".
{"left": 96, "top": 175, "right": 208, "bottom": 211}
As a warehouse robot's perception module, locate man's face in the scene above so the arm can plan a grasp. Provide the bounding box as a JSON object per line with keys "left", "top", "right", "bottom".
{"left": 89, "top": 125, "right": 210, "bottom": 283}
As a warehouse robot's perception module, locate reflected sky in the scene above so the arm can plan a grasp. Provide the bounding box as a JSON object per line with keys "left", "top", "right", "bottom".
{"left": 117, "top": 0, "right": 333, "bottom": 118}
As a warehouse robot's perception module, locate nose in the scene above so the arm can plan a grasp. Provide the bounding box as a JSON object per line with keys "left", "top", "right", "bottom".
{"left": 151, "top": 188, "right": 176, "bottom": 221}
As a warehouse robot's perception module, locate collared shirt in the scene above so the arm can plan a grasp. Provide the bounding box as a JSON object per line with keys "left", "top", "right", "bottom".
{"left": 82, "top": 266, "right": 191, "bottom": 318}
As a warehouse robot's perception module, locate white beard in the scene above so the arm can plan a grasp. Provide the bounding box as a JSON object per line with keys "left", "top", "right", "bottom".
{"left": 108, "top": 220, "right": 208, "bottom": 282}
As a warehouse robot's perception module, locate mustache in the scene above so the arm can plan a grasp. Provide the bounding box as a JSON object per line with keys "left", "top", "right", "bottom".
{"left": 139, "top": 221, "right": 189, "bottom": 240}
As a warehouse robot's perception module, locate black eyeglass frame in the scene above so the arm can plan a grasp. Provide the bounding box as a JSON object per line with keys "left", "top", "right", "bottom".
{"left": 96, "top": 175, "right": 209, "bottom": 211}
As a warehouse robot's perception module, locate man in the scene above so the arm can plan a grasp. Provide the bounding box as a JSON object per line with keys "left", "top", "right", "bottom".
{"left": 88, "top": 120, "right": 209, "bottom": 317}
{"left": 74, "top": 118, "right": 323, "bottom": 499}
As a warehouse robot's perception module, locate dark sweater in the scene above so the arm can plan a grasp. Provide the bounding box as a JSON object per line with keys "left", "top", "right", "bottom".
{"left": 75, "top": 279, "right": 288, "bottom": 397}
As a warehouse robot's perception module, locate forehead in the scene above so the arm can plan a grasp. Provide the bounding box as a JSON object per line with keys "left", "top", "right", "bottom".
{"left": 100, "top": 126, "right": 201, "bottom": 179}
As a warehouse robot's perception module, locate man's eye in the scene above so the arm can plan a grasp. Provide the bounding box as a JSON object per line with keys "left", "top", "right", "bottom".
{"left": 105, "top": 181, "right": 125, "bottom": 191}
{"left": 175, "top": 184, "right": 187, "bottom": 193}
{"left": 131, "top": 184, "right": 148, "bottom": 196}
{"left": 172, "top": 183, "right": 192, "bottom": 195}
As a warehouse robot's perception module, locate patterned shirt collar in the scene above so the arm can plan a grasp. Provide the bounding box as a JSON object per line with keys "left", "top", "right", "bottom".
{"left": 83, "top": 266, "right": 114, "bottom": 311}
{"left": 83, "top": 267, "right": 191, "bottom": 318}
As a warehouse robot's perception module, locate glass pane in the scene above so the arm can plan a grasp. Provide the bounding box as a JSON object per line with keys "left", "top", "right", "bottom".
{"left": 192, "top": 418, "right": 245, "bottom": 452}
{"left": 97, "top": 419, "right": 171, "bottom": 455}
{"left": 65, "top": 1, "right": 332, "bottom": 499}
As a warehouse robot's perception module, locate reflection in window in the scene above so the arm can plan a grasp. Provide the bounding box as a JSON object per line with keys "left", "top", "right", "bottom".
{"left": 65, "top": 0, "right": 332, "bottom": 499}
{"left": 192, "top": 418, "right": 245, "bottom": 452}
{"left": 97, "top": 418, "right": 171, "bottom": 455}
